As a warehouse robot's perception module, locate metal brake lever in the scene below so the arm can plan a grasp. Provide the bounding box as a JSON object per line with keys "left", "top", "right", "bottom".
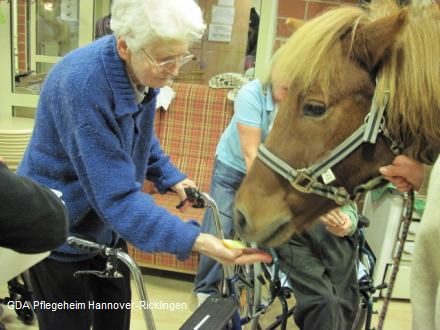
{"left": 73, "top": 269, "right": 123, "bottom": 279}
{"left": 73, "top": 256, "right": 124, "bottom": 279}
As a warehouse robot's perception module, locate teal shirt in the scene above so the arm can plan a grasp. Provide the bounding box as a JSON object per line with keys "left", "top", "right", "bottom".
{"left": 216, "top": 80, "right": 277, "bottom": 174}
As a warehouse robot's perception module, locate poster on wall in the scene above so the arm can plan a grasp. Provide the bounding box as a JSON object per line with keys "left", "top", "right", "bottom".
{"left": 208, "top": 23, "right": 232, "bottom": 42}
{"left": 211, "top": 5, "right": 235, "bottom": 25}
{"left": 61, "top": 0, "right": 78, "bottom": 21}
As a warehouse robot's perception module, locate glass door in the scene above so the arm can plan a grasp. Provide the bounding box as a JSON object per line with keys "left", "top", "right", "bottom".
{"left": 0, "top": 0, "right": 95, "bottom": 118}
{"left": 12, "top": 0, "right": 78, "bottom": 95}
{"left": 13, "top": 0, "right": 94, "bottom": 96}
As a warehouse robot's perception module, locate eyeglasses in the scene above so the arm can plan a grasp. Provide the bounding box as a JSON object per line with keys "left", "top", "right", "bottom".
{"left": 141, "top": 48, "right": 194, "bottom": 72}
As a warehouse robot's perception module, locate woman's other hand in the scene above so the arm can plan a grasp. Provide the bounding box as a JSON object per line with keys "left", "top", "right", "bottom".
{"left": 171, "top": 178, "right": 197, "bottom": 212}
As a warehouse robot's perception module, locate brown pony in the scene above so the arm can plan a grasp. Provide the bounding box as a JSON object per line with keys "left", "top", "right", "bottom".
{"left": 234, "top": 0, "right": 440, "bottom": 246}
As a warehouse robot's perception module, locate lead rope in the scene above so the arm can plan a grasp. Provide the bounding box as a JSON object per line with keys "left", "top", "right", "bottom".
{"left": 377, "top": 189, "right": 414, "bottom": 330}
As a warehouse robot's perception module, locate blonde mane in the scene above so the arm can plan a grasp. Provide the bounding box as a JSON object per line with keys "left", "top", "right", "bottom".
{"left": 373, "top": 0, "right": 440, "bottom": 163}
{"left": 276, "top": 0, "right": 440, "bottom": 164}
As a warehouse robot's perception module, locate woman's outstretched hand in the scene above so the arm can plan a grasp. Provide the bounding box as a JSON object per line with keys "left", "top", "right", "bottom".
{"left": 193, "top": 233, "right": 272, "bottom": 265}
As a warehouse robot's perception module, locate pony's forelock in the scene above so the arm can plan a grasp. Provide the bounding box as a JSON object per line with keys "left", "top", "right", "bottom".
{"left": 275, "top": 6, "right": 368, "bottom": 96}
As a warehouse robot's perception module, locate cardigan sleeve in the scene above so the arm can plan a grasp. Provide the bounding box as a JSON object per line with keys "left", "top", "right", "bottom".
{"left": 0, "top": 163, "right": 68, "bottom": 253}
{"left": 145, "top": 135, "right": 187, "bottom": 193}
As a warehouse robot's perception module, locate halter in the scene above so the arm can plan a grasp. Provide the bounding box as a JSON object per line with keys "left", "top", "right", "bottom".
{"left": 257, "top": 90, "right": 400, "bottom": 205}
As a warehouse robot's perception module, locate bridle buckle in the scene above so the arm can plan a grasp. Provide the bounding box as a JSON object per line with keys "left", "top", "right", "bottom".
{"left": 290, "top": 171, "right": 314, "bottom": 193}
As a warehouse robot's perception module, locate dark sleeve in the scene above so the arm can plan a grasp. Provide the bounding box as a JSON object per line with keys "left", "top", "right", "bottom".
{"left": 0, "top": 162, "right": 68, "bottom": 253}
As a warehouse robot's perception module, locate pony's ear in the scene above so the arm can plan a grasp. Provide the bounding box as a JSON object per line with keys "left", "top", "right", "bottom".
{"left": 347, "top": 9, "right": 407, "bottom": 70}
{"left": 285, "top": 18, "right": 304, "bottom": 34}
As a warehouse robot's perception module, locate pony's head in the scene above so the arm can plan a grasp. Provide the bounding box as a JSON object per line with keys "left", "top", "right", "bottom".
{"left": 234, "top": 1, "right": 440, "bottom": 247}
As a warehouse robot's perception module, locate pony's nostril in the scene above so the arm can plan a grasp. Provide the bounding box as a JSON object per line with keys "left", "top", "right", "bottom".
{"left": 234, "top": 208, "right": 247, "bottom": 232}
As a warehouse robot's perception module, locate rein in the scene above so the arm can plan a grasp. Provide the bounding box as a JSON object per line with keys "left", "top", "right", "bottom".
{"left": 257, "top": 90, "right": 399, "bottom": 204}
{"left": 377, "top": 189, "right": 414, "bottom": 330}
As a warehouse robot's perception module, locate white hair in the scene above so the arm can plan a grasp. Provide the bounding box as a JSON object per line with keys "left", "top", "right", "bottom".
{"left": 110, "top": 0, "right": 206, "bottom": 53}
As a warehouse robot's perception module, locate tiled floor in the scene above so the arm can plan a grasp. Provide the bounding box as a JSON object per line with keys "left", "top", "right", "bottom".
{"left": 0, "top": 269, "right": 412, "bottom": 329}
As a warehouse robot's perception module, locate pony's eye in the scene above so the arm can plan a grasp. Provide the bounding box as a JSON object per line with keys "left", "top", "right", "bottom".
{"left": 302, "top": 102, "right": 327, "bottom": 117}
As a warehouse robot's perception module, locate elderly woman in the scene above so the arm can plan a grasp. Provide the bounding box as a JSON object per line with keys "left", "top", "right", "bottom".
{"left": 17, "top": 1, "right": 270, "bottom": 329}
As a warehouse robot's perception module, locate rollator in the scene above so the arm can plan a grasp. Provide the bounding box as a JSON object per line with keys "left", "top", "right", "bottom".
{"left": 67, "top": 189, "right": 301, "bottom": 330}
{"left": 66, "top": 188, "right": 236, "bottom": 330}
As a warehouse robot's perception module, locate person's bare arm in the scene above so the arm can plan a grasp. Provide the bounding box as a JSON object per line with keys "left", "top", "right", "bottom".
{"left": 237, "top": 123, "right": 261, "bottom": 171}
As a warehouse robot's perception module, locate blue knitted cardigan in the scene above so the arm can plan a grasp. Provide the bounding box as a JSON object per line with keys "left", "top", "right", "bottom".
{"left": 17, "top": 36, "right": 201, "bottom": 261}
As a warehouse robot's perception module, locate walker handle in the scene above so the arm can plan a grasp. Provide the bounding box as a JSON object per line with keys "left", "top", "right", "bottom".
{"left": 67, "top": 236, "right": 107, "bottom": 255}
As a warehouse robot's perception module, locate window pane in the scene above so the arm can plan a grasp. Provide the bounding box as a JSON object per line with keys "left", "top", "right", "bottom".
{"left": 12, "top": 0, "right": 80, "bottom": 95}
